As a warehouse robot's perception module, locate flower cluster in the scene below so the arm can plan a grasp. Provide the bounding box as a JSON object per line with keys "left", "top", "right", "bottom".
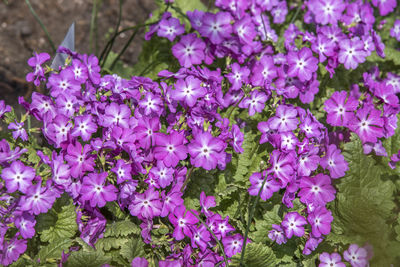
{"left": 1, "top": 0, "right": 399, "bottom": 265}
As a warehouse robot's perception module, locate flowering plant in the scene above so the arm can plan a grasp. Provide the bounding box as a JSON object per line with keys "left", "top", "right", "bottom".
{"left": 1, "top": 0, "right": 400, "bottom": 266}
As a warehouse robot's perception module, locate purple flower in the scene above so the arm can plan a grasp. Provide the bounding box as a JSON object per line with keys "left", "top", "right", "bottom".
{"left": 234, "top": 16, "right": 257, "bottom": 44}
{"left": 187, "top": 10, "right": 204, "bottom": 31}
{"left": 157, "top": 16, "right": 185, "bottom": 42}
{"left": 1, "top": 238, "right": 27, "bottom": 266}
{"left": 222, "top": 233, "right": 243, "bottom": 257}
{"left": 268, "top": 224, "right": 287, "bottom": 244}
{"left": 281, "top": 212, "right": 307, "bottom": 238}
{"left": 80, "top": 172, "right": 118, "bottom": 208}
{"left": 83, "top": 54, "right": 101, "bottom": 85}
{"left": 26, "top": 52, "right": 50, "bottom": 86}
{"left": 134, "top": 116, "right": 160, "bottom": 149}
{"left": 390, "top": 20, "right": 400, "bottom": 41}
{"left": 51, "top": 151, "right": 71, "bottom": 188}
{"left": 324, "top": 91, "right": 358, "bottom": 127}
{"left": 129, "top": 188, "right": 162, "bottom": 219}
{"left": 226, "top": 63, "right": 250, "bottom": 90}
{"left": 213, "top": 215, "right": 235, "bottom": 239}
{"left": 199, "top": 191, "right": 216, "bottom": 216}
{"left": 138, "top": 92, "right": 163, "bottom": 116}
{"left": 338, "top": 37, "right": 367, "bottom": 70}
{"left": 240, "top": 90, "right": 268, "bottom": 117}
{"left": 188, "top": 131, "right": 226, "bottom": 170}
{"left": 343, "top": 244, "right": 368, "bottom": 267}
{"left": 154, "top": 131, "right": 187, "bottom": 167}
{"left": 191, "top": 225, "right": 211, "bottom": 252}
{"left": 199, "top": 12, "right": 232, "bottom": 44}
{"left": 65, "top": 142, "right": 95, "bottom": 178}
{"left": 268, "top": 105, "right": 299, "bottom": 132}
{"left": 298, "top": 174, "right": 336, "bottom": 206}
{"left": 55, "top": 93, "right": 79, "bottom": 118}
{"left": 160, "top": 190, "right": 184, "bottom": 217}
{"left": 8, "top": 121, "right": 28, "bottom": 142}
{"left": 111, "top": 159, "right": 132, "bottom": 184}
{"left": 298, "top": 147, "right": 320, "bottom": 177}
{"left": 248, "top": 172, "right": 280, "bottom": 201}
{"left": 268, "top": 150, "right": 296, "bottom": 187}
{"left": 348, "top": 106, "right": 384, "bottom": 144}
{"left": 371, "top": 0, "right": 397, "bottom": 16}
{"left": 287, "top": 47, "right": 318, "bottom": 82}
{"left": 71, "top": 115, "right": 97, "bottom": 142}
{"left": 172, "top": 33, "right": 206, "bottom": 68}
{"left": 1, "top": 161, "right": 35, "bottom": 193}
{"left": 131, "top": 257, "right": 149, "bottom": 267}
{"left": 230, "top": 124, "right": 244, "bottom": 153}
{"left": 320, "top": 144, "right": 348, "bottom": 179}
{"left": 14, "top": 212, "right": 36, "bottom": 239}
{"left": 168, "top": 205, "right": 199, "bottom": 240}
{"left": 102, "top": 103, "right": 131, "bottom": 128}
{"left": 172, "top": 75, "right": 206, "bottom": 107}
{"left": 303, "top": 236, "right": 324, "bottom": 255}
{"left": 308, "top": 206, "right": 333, "bottom": 237}
{"left": 20, "top": 184, "right": 56, "bottom": 215}
{"left": 0, "top": 100, "right": 11, "bottom": 119}
{"left": 250, "top": 55, "right": 277, "bottom": 87}
{"left": 47, "top": 68, "right": 81, "bottom": 98}
{"left": 311, "top": 0, "right": 345, "bottom": 25}
{"left": 319, "top": 252, "right": 346, "bottom": 267}
{"left": 47, "top": 114, "right": 72, "bottom": 147}
{"left": 70, "top": 59, "right": 88, "bottom": 83}
{"left": 149, "top": 161, "right": 174, "bottom": 188}
{"left": 270, "top": 1, "right": 287, "bottom": 24}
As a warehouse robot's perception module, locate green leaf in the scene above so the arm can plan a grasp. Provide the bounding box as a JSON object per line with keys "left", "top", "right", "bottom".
{"left": 36, "top": 194, "right": 78, "bottom": 243}
{"left": 65, "top": 250, "right": 111, "bottom": 267}
{"left": 329, "top": 134, "right": 397, "bottom": 266}
{"left": 250, "top": 204, "right": 281, "bottom": 244}
{"left": 36, "top": 238, "right": 73, "bottom": 264}
{"left": 120, "top": 237, "right": 145, "bottom": 262}
{"left": 231, "top": 243, "right": 276, "bottom": 267}
{"left": 381, "top": 114, "right": 400, "bottom": 175}
{"left": 103, "top": 220, "right": 141, "bottom": 238}
{"left": 96, "top": 237, "right": 128, "bottom": 251}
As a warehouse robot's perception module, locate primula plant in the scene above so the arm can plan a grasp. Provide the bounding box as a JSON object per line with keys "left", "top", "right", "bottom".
{"left": 1, "top": 0, "right": 400, "bottom": 266}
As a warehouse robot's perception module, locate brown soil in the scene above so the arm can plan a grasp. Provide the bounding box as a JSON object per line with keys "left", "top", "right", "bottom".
{"left": 0, "top": 0, "right": 156, "bottom": 111}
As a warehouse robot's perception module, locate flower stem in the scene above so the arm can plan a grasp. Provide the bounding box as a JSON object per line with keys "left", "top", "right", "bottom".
{"left": 239, "top": 173, "right": 268, "bottom": 266}
{"left": 181, "top": 166, "right": 195, "bottom": 193}
{"left": 25, "top": 0, "right": 56, "bottom": 53}
{"left": 189, "top": 210, "right": 229, "bottom": 267}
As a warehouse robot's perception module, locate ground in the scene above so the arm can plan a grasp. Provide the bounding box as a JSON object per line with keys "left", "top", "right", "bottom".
{"left": 0, "top": 0, "right": 156, "bottom": 112}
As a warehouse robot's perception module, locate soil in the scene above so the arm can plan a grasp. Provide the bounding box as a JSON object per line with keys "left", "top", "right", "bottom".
{"left": 0, "top": 0, "right": 157, "bottom": 113}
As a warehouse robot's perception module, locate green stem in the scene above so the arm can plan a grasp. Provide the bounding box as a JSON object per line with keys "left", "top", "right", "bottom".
{"left": 99, "top": 0, "right": 123, "bottom": 65}
{"left": 138, "top": 60, "right": 159, "bottom": 76}
{"left": 189, "top": 211, "right": 229, "bottom": 267}
{"left": 109, "top": 26, "right": 140, "bottom": 70}
{"left": 89, "top": 0, "right": 99, "bottom": 55}
{"left": 181, "top": 166, "right": 195, "bottom": 193}
{"left": 25, "top": 0, "right": 56, "bottom": 53}
{"left": 239, "top": 173, "right": 268, "bottom": 266}
{"left": 100, "top": 23, "right": 153, "bottom": 67}
{"left": 226, "top": 92, "right": 246, "bottom": 121}
{"left": 289, "top": 3, "right": 302, "bottom": 24}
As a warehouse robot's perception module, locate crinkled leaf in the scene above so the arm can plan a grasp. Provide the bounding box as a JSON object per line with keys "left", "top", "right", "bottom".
{"left": 36, "top": 194, "right": 78, "bottom": 243}
{"left": 65, "top": 250, "right": 110, "bottom": 267}
{"left": 36, "top": 238, "right": 73, "bottom": 264}
{"left": 95, "top": 237, "right": 128, "bottom": 252}
{"left": 329, "top": 135, "right": 397, "bottom": 266}
{"left": 231, "top": 242, "right": 276, "bottom": 267}
{"left": 103, "top": 219, "right": 141, "bottom": 238}
{"left": 120, "top": 237, "right": 145, "bottom": 262}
